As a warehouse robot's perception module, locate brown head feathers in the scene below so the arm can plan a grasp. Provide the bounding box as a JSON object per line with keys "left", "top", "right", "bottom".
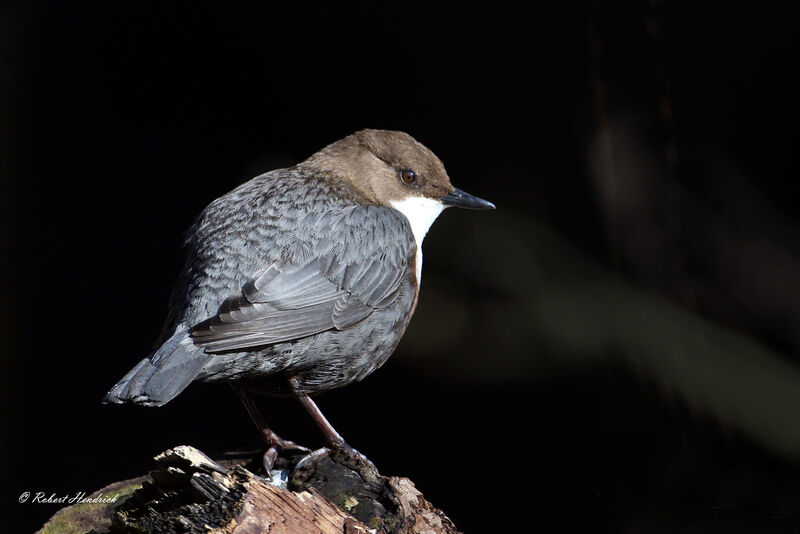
{"left": 301, "top": 129, "right": 454, "bottom": 206}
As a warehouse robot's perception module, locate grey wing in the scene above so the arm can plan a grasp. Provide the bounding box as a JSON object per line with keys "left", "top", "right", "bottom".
{"left": 189, "top": 245, "right": 409, "bottom": 353}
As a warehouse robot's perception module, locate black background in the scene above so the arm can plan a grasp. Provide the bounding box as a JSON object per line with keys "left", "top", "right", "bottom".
{"left": 4, "top": 2, "right": 800, "bottom": 532}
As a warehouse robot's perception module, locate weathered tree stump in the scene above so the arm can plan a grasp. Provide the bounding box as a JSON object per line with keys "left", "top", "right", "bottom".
{"left": 37, "top": 445, "right": 460, "bottom": 534}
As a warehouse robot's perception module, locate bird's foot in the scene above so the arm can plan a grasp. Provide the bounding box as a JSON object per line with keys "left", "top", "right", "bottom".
{"left": 332, "top": 443, "right": 377, "bottom": 472}
{"left": 295, "top": 443, "right": 377, "bottom": 474}
{"left": 273, "top": 436, "right": 312, "bottom": 453}
{"left": 259, "top": 438, "right": 311, "bottom": 475}
{"left": 260, "top": 428, "right": 311, "bottom": 453}
{"left": 294, "top": 447, "right": 330, "bottom": 470}
{"left": 262, "top": 446, "right": 279, "bottom": 473}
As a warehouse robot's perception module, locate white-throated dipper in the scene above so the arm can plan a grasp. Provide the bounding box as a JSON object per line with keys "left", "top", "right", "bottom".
{"left": 104, "top": 129, "right": 494, "bottom": 469}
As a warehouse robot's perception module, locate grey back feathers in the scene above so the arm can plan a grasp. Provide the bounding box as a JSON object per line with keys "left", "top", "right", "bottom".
{"left": 189, "top": 205, "right": 413, "bottom": 352}
{"left": 104, "top": 163, "right": 417, "bottom": 405}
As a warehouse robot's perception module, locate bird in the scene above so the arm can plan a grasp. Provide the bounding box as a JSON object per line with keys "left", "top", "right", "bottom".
{"left": 103, "top": 129, "right": 494, "bottom": 469}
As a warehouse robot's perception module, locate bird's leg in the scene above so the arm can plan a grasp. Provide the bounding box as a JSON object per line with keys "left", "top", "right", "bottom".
{"left": 289, "top": 377, "right": 377, "bottom": 471}
{"left": 295, "top": 389, "right": 346, "bottom": 448}
{"left": 232, "top": 384, "right": 309, "bottom": 472}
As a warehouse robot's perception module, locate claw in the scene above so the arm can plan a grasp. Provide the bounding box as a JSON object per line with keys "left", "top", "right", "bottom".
{"left": 295, "top": 447, "right": 331, "bottom": 470}
{"left": 295, "top": 443, "right": 377, "bottom": 473}
{"left": 333, "top": 444, "right": 377, "bottom": 472}
{"left": 275, "top": 438, "right": 311, "bottom": 453}
{"left": 262, "top": 446, "right": 279, "bottom": 473}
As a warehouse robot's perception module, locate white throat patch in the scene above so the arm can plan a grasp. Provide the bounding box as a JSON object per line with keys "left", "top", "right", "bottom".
{"left": 389, "top": 196, "right": 446, "bottom": 284}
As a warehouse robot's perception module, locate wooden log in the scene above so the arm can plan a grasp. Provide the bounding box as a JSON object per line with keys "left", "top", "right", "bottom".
{"left": 37, "top": 445, "right": 460, "bottom": 534}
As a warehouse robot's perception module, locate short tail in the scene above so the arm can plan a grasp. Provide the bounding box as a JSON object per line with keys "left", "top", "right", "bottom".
{"left": 102, "top": 330, "right": 209, "bottom": 407}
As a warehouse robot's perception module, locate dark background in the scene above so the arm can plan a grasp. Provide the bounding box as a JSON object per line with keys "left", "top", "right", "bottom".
{"left": 4, "top": 2, "right": 800, "bottom": 532}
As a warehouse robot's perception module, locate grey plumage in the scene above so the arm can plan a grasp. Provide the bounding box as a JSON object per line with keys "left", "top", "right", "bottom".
{"left": 104, "top": 329, "right": 205, "bottom": 407}
{"left": 104, "top": 165, "right": 415, "bottom": 405}
{"left": 103, "top": 129, "right": 494, "bottom": 457}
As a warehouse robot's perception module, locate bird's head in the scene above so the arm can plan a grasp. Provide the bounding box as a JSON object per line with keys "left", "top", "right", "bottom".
{"left": 303, "top": 129, "right": 494, "bottom": 243}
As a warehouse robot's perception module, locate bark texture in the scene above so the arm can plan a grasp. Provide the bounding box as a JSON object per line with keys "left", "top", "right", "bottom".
{"left": 37, "top": 445, "right": 460, "bottom": 534}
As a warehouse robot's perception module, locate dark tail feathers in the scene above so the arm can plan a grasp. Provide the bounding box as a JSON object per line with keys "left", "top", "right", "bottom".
{"left": 102, "top": 330, "right": 208, "bottom": 407}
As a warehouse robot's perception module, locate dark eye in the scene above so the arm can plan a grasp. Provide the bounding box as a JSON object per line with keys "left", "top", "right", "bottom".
{"left": 400, "top": 169, "right": 417, "bottom": 185}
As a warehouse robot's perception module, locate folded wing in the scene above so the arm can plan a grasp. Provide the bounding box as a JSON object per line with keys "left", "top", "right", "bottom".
{"left": 189, "top": 211, "right": 411, "bottom": 352}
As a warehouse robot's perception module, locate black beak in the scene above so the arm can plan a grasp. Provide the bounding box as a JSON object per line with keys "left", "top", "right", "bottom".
{"left": 441, "top": 188, "right": 496, "bottom": 210}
